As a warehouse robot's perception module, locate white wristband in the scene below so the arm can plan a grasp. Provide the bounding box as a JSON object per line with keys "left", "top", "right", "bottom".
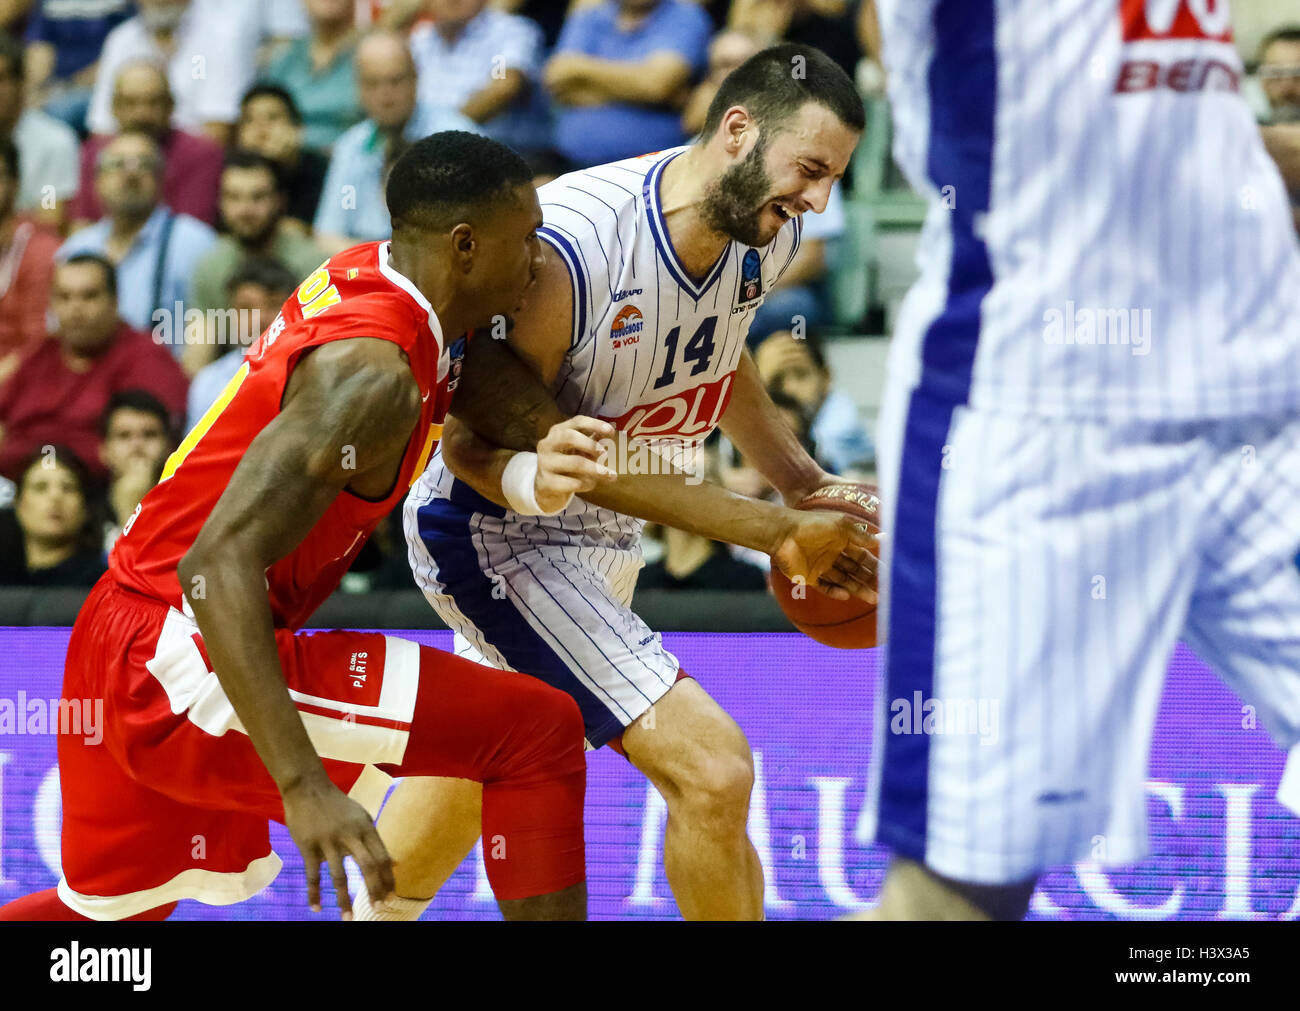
{"left": 501, "top": 451, "right": 565, "bottom": 516}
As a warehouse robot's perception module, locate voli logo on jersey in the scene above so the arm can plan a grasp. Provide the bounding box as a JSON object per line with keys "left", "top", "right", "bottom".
{"left": 606, "top": 373, "right": 734, "bottom": 439}
{"left": 1115, "top": 0, "right": 1239, "bottom": 94}
{"left": 611, "top": 305, "right": 644, "bottom": 349}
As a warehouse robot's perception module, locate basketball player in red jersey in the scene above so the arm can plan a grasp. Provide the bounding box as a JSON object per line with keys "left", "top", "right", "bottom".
{"left": 0, "top": 133, "right": 618, "bottom": 922}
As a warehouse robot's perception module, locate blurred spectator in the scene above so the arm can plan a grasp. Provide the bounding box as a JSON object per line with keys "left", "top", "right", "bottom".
{"left": 1258, "top": 27, "right": 1300, "bottom": 235}
{"left": 545, "top": 0, "right": 710, "bottom": 168}
{"left": 729, "top": 0, "right": 862, "bottom": 81}
{"left": 22, "top": 0, "right": 132, "bottom": 132}
{"left": 186, "top": 151, "right": 321, "bottom": 374}
{"left": 0, "top": 1, "right": 32, "bottom": 34}
{"left": 410, "top": 0, "right": 549, "bottom": 156}
{"left": 681, "top": 27, "right": 770, "bottom": 137}
{"left": 98, "top": 389, "right": 175, "bottom": 553}
{"left": 498, "top": 0, "right": 570, "bottom": 51}
{"left": 525, "top": 146, "right": 569, "bottom": 188}
{"left": 637, "top": 440, "right": 767, "bottom": 591}
{"left": 315, "top": 31, "right": 476, "bottom": 249}
{"left": 187, "top": 257, "right": 297, "bottom": 431}
{"left": 236, "top": 84, "right": 329, "bottom": 231}
{"left": 58, "top": 129, "right": 217, "bottom": 343}
{"left": 88, "top": 0, "right": 261, "bottom": 146}
{"left": 72, "top": 61, "right": 224, "bottom": 228}
{"left": 264, "top": 0, "right": 363, "bottom": 153}
{"left": 258, "top": 0, "right": 312, "bottom": 57}
{"left": 748, "top": 180, "right": 843, "bottom": 340}
{"left": 0, "top": 445, "right": 105, "bottom": 586}
{"left": 0, "top": 30, "right": 77, "bottom": 231}
{"left": 755, "top": 329, "right": 873, "bottom": 474}
{"left": 0, "top": 136, "right": 59, "bottom": 385}
{"left": 0, "top": 255, "right": 187, "bottom": 481}
{"left": 1258, "top": 25, "right": 1300, "bottom": 124}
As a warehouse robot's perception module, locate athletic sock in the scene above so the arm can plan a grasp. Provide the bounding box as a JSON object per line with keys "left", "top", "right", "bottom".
{"left": 351, "top": 886, "right": 432, "bottom": 922}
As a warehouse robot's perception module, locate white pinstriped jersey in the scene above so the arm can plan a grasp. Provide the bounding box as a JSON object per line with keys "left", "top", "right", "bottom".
{"left": 413, "top": 146, "right": 802, "bottom": 551}
{"left": 878, "top": 0, "right": 1300, "bottom": 419}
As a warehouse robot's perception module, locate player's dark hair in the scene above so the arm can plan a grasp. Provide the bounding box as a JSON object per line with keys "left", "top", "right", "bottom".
{"left": 386, "top": 131, "right": 533, "bottom": 233}
{"left": 240, "top": 82, "right": 303, "bottom": 126}
{"left": 0, "top": 136, "right": 17, "bottom": 181}
{"left": 1259, "top": 24, "right": 1300, "bottom": 61}
{"left": 701, "top": 43, "right": 865, "bottom": 140}
{"left": 223, "top": 148, "right": 285, "bottom": 194}
{"left": 61, "top": 254, "right": 119, "bottom": 300}
{"left": 100, "top": 389, "right": 173, "bottom": 440}
{"left": 226, "top": 256, "right": 299, "bottom": 298}
{"left": 0, "top": 31, "right": 22, "bottom": 80}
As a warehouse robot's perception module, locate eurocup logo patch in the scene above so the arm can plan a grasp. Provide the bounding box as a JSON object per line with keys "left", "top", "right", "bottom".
{"left": 740, "top": 249, "right": 763, "bottom": 304}
{"left": 447, "top": 335, "right": 467, "bottom": 392}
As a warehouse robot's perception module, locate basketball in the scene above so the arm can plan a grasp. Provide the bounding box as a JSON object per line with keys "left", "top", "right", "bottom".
{"left": 768, "top": 483, "right": 881, "bottom": 649}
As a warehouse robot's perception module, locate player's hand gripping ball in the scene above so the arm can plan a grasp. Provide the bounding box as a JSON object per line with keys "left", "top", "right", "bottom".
{"left": 769, "top": 483, "right": 881, "bottom": 649}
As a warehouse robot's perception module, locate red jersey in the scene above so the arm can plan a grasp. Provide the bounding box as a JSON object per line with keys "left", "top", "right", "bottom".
{"left": 110, "top": 241, "right": 453, "bottom": 629}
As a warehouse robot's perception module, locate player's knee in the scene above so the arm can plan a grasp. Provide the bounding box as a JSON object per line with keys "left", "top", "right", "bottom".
{"left": 672, "top": 738, "right": 754, "bottom": 828}
{"left": 522, "top": 679, "right": 586, "bottom": 765}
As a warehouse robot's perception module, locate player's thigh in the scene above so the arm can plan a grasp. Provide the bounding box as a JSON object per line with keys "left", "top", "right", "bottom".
{"left": 274, "top": 628, "right": 584, "bottom": 786}
{"left": 870, "top": 395, "right": 1204, "bottom": 884}
{"left": 1184, "top": 415, "right": 1300, "bottom": 751}
{"left": 621, "top": 678, "right": 754, "bottom": 808}
{"left": 142, "top": 621, "right": 579, "bottom": 816}
{"left": 56, "top": 712, "right": 277, "bottom": 919}
{"left": 414, "top": 526, "right": 682, "bottom": 750}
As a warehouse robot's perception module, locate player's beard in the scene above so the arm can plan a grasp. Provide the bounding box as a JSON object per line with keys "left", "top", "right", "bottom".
{"left": 700, "top": 132, "right": 777, "bottom": 248}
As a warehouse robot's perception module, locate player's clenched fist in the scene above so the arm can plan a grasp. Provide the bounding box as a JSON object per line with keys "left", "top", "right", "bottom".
{"left": 502, "top": 416, "right": 618, "bottom": 515}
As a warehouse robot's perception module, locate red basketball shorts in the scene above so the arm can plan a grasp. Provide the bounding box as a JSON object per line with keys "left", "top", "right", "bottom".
{"left": 56, "top": 575, "right": 587, "bottom": 919}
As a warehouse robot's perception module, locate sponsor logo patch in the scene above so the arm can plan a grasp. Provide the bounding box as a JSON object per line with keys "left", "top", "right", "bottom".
{"left": 611, "top": 304, "right": 644, "bottom": 349}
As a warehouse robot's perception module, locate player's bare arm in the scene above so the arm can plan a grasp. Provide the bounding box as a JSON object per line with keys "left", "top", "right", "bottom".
{"left": 177, "top": 338, "right": 421, "bottom": 918}
{"left": 718, "top": 348, "right": 837, "bottom": 505}
{"left": 443, "top": 250, "right": 876, "bottom": 602}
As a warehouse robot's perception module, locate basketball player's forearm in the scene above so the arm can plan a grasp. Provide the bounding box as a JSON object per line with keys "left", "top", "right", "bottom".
{"left": 450, "top": 336, "right": 569, "bottom": 452}
{"left": 179, "top": 555, "right": 330, "bottom": 791}
{"left": 582, "top": 474, "right": 796, "bottom": 554}
{"left": 444, "top": 414, "right": 796, "bottom": 552}
{"left": 440, "top": 415, "right": 520, "bottom": 509}
{"left": 721, "top": 352, "right": 829, "bottom": 501}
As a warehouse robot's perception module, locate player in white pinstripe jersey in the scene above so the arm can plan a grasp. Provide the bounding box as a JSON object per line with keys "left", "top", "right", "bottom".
{"left": 339, "top": 44, "right": 873, "bottom": 922}
{"left": 863, "top": 0, "right": 1300, "bottom": 919}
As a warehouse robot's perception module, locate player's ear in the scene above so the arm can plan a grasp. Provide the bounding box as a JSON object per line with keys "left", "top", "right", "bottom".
{"left": 720, "top": 106, "right": 753, "bottom": 155}
{"left": 450, "top": 222, "right": 476, "bottom": 273}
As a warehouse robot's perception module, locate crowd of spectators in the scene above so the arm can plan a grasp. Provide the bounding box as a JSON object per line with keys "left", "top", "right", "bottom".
{"left": 0, "top": 0, "right": 882, "bottom": 589}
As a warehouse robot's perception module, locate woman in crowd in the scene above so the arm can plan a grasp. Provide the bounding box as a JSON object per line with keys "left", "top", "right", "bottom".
{"left": 0, "top": 446, "right": 105, "bottom": 586}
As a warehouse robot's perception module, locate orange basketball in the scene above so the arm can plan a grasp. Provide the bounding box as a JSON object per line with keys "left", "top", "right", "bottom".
{"left": 768, "top": 483, "right": 881, "bottom": 649}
